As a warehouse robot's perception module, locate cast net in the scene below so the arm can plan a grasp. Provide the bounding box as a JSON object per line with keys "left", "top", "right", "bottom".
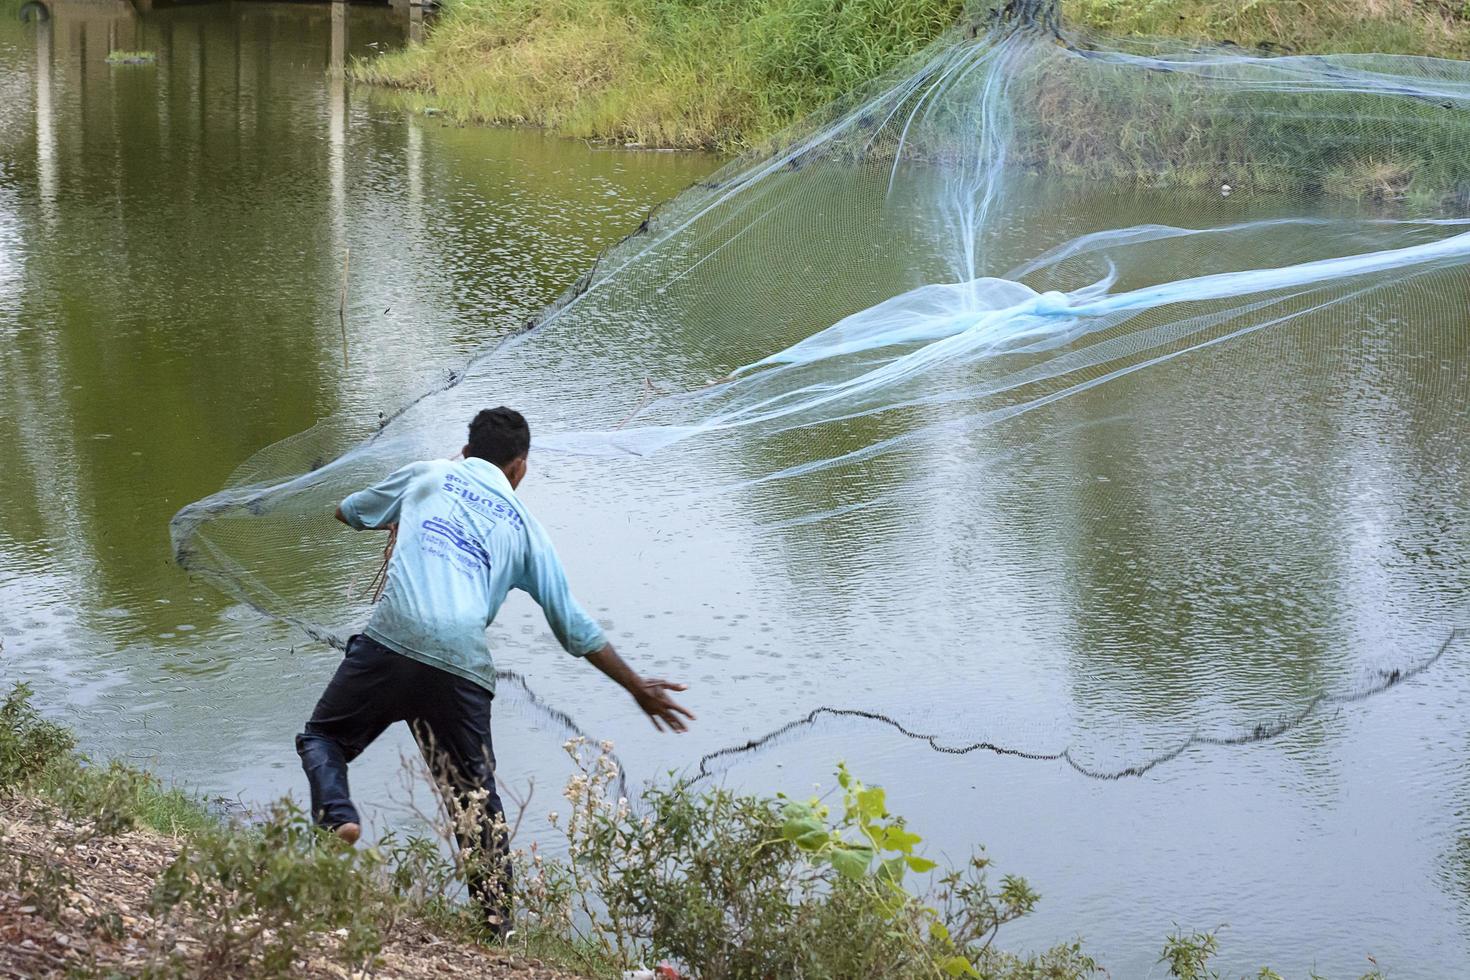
{"left": 172, "top": 0, "right": 1470, "bottom": 781}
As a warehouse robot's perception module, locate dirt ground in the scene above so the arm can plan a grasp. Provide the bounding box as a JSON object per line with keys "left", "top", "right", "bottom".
{"left": 0, "top": 798, "right": 588, "bottom": 979}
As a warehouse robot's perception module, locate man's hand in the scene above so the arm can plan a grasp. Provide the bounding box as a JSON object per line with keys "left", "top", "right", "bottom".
{"left": 630, "top": 678, "right": 695, "bottom": 733}
{"left": 586, "top": 644, "right": 696, "bottom": 733}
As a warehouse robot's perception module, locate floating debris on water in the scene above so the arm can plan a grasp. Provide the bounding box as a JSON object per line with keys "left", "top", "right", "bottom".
{"left": 105, "top": 50, "right": 157, "bottom": 65}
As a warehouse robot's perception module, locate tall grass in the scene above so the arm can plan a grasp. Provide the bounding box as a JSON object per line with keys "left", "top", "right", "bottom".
{"left": 1064, "top": 0, "right": 1470, "bottom": 58}
{"left": 0, "top": 683, "right": 216, "bottom": 838}
{"left": 992, "top": 46, "right": 1470, "bottom": 204}
{"left": 358, "top": 0, "right": 1470, "bottom": 150}
{"left": 355, "top": 0, "right": 965, "bottom": 150}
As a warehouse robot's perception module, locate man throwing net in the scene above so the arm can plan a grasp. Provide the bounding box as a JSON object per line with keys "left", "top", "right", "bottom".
{"left": 295, "top": 406, "right": 694, "bottom": 934}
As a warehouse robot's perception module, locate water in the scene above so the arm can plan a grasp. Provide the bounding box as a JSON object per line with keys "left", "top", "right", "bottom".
{"left": 3, "top": 4, "right": 1470, "bottom": 977}
{"left": 0, "top": 0, "right": 714, "bottom": 839}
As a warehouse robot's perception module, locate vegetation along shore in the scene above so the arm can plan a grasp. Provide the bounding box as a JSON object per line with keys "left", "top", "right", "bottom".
{"left": 2, "top": 683, "right": 1392, "bottom": 978}
{"left": 356, "top": 0, "right": 1470, "bottom": 152}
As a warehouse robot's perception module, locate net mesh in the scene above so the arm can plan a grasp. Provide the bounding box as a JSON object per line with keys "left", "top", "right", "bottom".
{"left": 172, "top": 1, "right": 1470, "bottom": 781}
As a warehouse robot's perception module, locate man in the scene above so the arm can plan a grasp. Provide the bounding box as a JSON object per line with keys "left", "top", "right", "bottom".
{"left": 296, "top": 406, "right": 693, "bottom": 934}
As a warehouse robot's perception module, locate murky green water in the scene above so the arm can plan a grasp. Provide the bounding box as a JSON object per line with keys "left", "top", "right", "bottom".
{"left": 0, "top": 0, "right": 715, "bottom": 869}
{"left": 4, "top": 3, "right": 1470, "bottom": 977}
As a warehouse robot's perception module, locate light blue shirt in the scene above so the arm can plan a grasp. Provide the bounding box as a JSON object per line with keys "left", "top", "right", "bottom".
{"left": 338, "top": 457, "right": 606, "bottom": 692}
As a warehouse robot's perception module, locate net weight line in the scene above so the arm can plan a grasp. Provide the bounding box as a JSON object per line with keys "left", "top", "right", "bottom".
{"left": 195, "top": 539, "right": 1463, "bottom": 793}
{"left": 690, "top": 627, "right": 1466, "bottom": 783}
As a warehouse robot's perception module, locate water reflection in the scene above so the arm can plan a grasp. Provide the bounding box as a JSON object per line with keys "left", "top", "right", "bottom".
{"left": 0, "top": 0, "right": 715, "bottom": 820}
{"left": 31, "top": 6, "right": 55, "bottom": 206}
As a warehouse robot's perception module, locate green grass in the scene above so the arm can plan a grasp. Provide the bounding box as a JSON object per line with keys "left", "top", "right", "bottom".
{"left": 355, "top": 0, "right": 966, "bottom": 151}
{"left": 1064, "top": 0, "right": 1470, "bottom": 58}
{"left": 357, "top": 0, "right": 1470, "bottom": 151}
{"left": 985, "top": 31, "right": 1470, "bottom": 204}
{"left": 34, "top": 761, "right": 218, "bottom": 836}
{"left": 1, "top": 683, "right": 218, "bottom": 838}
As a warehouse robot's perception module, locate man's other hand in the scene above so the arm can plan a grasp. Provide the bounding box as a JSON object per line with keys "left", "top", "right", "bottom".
{"left": 586, "top": 644, "right": 696, "bottom": 734}
{"left": 632, "top": 678, "right": 695, "bottom": 733}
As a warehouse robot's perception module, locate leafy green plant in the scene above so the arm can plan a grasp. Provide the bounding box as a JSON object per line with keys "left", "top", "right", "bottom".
{"left": 1161, "top": 928, "right": 1221, "bottom": 980}
{"left": 779, "top": 762, "right": 938, "bottom": 894}
{"left": 0, "top": 683, "right": 76, "bottom": 790}
{"left": 513, "top": 739, "right": 1100, "bottom": 979}
{"left": 776, "top": 764, "right": 1059, "bottom": 978}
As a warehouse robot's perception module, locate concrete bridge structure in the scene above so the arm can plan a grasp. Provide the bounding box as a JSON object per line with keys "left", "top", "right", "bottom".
{"left": 22, "top": 0, "right": 432, "bottom": 217}
{"left": 22, "top": 0, "right": 432, "bottom": 68}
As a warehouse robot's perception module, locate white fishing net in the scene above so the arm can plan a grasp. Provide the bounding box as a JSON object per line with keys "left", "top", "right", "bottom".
{"left": 172, "top": 1, "right": 1470, "bottom": 780}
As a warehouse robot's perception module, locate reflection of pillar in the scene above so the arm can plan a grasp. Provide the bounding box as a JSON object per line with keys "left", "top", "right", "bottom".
{"left": 329, "top": 2, "right": 347, "bottom": 245}
{"left": 195, "top": 20, "right": 205, "bottom": 133}
{"left": 35, "top": 16, "right": 58, "bottom": 206}
{"left": 122, "top": 4, "right": 140, "bottom": 52}
{"left": 235, "top": 3, "right": 255, "bottom": 141}
{"left": 408, "top": 3, "right": 424, "bottom": 45}
{"left": 107, "top": 13, "right": 141, "bottom": 53}
{"left": 406, "top": 116, "right": 423, "bottom": 212}
{"left": 156, "top": 14, "right": 171, "bottom": 144}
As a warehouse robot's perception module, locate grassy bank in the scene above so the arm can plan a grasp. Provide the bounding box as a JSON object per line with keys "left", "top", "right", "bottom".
{"left": 0, "top": 683, "right": 599, "bottom": 979}
{"left": 3, "top": 675, "right": 1098, "bottom": 979}
{"left": 358, "top": 0, "right": 1470, "bottom": 152}
{"left": 355, "top": 0, "right": 966, "bottom": 150}
{"left": 0, "top": 682, "right": 1393, "bottom": 978}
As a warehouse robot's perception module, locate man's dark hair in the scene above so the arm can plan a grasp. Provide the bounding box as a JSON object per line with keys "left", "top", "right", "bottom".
{"left": 467, "top": 407, "right": 530, "bottom": 465}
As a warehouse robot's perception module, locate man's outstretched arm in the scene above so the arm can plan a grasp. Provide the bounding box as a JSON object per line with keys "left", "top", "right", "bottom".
{"left": 585, "top": 642, "right": 695, "bottom": 733}
{"left": 520, "top": 516, "right": 694, "bottom": 733}
{"left": 335, "top": 463, "right": 426, "bottom": 530}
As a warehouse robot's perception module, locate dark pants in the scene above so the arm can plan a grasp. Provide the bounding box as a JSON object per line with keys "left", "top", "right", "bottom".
{"left": 296, "top": 633, "right": 511, "bottom": 927}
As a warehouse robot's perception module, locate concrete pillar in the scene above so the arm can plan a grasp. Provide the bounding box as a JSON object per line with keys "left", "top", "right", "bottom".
{"left": 408, "top": 2, "right": 424, "bottom": 46}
